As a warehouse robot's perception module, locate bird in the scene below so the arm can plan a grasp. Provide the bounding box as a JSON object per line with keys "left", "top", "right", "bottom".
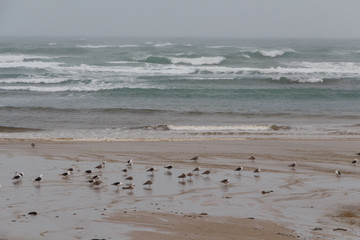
{"left": 122, "top": 168, "right": 128, "bottom": 175}
{"left": 289, "top": 162, "right": 297, "bottom": 168}
{"left": 85, "top": 169, "right": 93, "bottom": 175}
{"left": 187, "top": 172, "right": 193, "bottom": 179}
{"left": 178, "top": 173, "right": 186, "bottom": 182}
{"left": 253, "top": 168, "right": 261, "bottom": 177}
{"left": 95, "top": 161, "right": 106, "bottom": 171}
{"left": 234, "top": 166, "right": 243, "bottom": 174}
{"left": 33, "top": 174, "right": 43, "bottom": 184}
{"left": 125, "top": 176, "right": 134, "bottom": 183}
{"left": 249, "top": 156, "right": 256, "bottom": 160}
{"left": 91, "top": 179, "right": 102, "bottom": 186}
{"left": 92, "top": 175, "right": 100, "bottom": 180}
{"left": 220, "top": 178, "right": 230, "bottom": 185}
{"left": 335, "top": 170, "right": 342, "bottom": 176}
{"left": 143, "top": 180, "right": 154, "bottom": 189}
{"left": 164, "top": 165, "right": 173, "bottom": 171}
{"left": 31, "top": 143, "right": 35, "bottom": 148}
{"left": 12, "top": 172, "right": 24, "bottom": 181}
{"left": 146, "top": 167, "right": 156, "bottom": 175}
{"left": 61, "top": 171, "right": 71, "bottom": 178}
{"left": 201, "top": 170, "right": 211, "bottom": 178}
{"left": 67, "top": 168, "right": 74, "bottom": 172}
{"left": 111, "top": 182, "right": 123, "bottom": 189}
{"left": 193, "top": 167, "right": 201, "bottom": 173}
{"left": 352, "top": 159, "right": 358, "bottom": 164}
{"left": 190, "top": 156, "right": 199, "bottom": 161}
{"left": 126, "top": 159, "right": 133, "bottom": 167}
{"left": 122, "top": 184, "right": 135, "bottom": 192}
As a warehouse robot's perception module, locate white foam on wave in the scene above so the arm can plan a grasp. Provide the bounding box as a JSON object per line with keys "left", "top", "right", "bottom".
{"left": 0, "top": 81, "right": 163, "bottom": 92}
{"left": 258, "top": 48, "right": 295, "bottom": 58}
{"left": 167, "top": 125, "right": 271, "bottom": 131}
{"left": 170, "top": 56, "right": 225, "bottom": 65}
{"left": 76, "top": 44, "right": 138, "bottom": 48}
{"left": 0, "top": 61, "right": 62, "bottom": 69}
{"left": 153, "top": 42, "right": 173, "bottom": 47}
{"left": 0, "top": 54, "right": 53, "bottom": 63}
{"left": 0, "top": 77, "right": 68, "bottom": 84}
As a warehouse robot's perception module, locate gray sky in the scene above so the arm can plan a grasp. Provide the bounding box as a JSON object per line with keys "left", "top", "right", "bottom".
{"left": 0, "top": 0, "right": 359, "bottom": 38}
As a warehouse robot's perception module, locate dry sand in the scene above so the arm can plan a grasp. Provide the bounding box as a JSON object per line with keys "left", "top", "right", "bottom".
{"left": 0, "top": 139, "right": 360, "bottom": 239}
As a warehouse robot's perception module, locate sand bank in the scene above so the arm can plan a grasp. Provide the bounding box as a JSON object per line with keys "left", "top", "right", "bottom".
{"left": 0, "top": 139, "right": 359, "bottom": 239}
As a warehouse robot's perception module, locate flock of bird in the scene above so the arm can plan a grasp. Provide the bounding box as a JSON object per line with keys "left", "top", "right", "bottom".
{"left": 1, "top": 143, "right": 359, "bottom": 191}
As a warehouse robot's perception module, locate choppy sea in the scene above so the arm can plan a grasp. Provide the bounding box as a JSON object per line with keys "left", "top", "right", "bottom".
{"left": 1, "top": 37, "right": 360, "bottom": 140}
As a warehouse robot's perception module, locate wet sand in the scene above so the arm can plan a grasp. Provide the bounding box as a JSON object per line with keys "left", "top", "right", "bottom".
{"left": 0, "top": 139, "right": 360, "bottom": 239}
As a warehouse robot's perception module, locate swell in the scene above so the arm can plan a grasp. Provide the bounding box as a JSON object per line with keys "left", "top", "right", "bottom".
{"left": 1, "top": 106, "right": 359, "bottom": 119}
{"left": 0, "top": 126, "right": 43, "bottom": 133}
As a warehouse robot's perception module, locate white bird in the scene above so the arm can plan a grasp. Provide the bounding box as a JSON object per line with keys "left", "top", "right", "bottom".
{"left": 335, "top": 170, "right": 342, "bottom": 176}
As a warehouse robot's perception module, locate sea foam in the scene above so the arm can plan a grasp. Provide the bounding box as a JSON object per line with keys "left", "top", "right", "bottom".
{"left": 170, "top": 56, "right": 225, "bottom": 65}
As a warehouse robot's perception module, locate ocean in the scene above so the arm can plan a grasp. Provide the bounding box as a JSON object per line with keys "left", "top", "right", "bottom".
{"left": 0, "top": 37, "right": 359, "bottom": 141}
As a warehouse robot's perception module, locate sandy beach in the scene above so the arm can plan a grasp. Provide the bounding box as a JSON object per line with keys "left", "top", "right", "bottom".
{"left": 0, "top": 139, "right": 359, "bottom": 239}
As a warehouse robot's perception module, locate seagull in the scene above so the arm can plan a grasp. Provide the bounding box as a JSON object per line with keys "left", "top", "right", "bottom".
{"left": 122, "top": 184, "right": 135, "bottom": 192}
{"left": 143, "top": 180, "right": 154, "bottom": 189}
{"left": 33, "top": 174, "right": 43, "bottom": 184}
{"left": 92, "top": 175, "right": 100, "bottom": 180}
{"left": 146, "top": 167, "right": 156, "bottom": 175}
{"left": 12, "top": 172, "right": 24, "bottom": 181}
{"left": 126, "top": 159, "right": 133, "bottom": 167}
{"left": 91, "top": 179, "right": 102, "bottom": 186}
{"left": 352, "top": 159, "right": 358, "bottom": 164}
{"left": 289, "top": 162, "right": 297, "bottom": 168}
{"left": 61, "top": 171, "right": 71, "bottom": 178}
{"left": 234, "top": 166, "right": 243, "bottom": 174}
{"left": 201, "top": 170, "right": 211, "bottom": 178}
{"left": 187, "top": 172, "right": 193, "bottom": 179}
{"left": 249, "top": 156, "right": 256, "bottom": 161}
{"left": 220, "top": 178, "right": 230, "bottom": 185}
{"left": 190, "top": 156, "right": 199, "bottom": 161}
{"left": 111, "top": 182, "right": 123, "bottom": 189}
{"left": 125, "top": 176, "right": 134, "bottom": 183}
{"left": 164, "top": 165, "right": 173, "bottom": 172}
{"left": 335, "top": 170, "right": 342, "bottom": 176}
{"left": 95, "top": 161, "right": 106, "bottom": 171}
{"left": 178, "top": 173, "right": 186, "bottom": 182}
{"left": 253, "top": 168, "right": 261, "bottom": 177}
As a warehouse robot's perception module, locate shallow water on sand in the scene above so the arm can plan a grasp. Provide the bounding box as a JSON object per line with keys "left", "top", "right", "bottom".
{"left": 1, "top": 151, "right": 360, "bottom": 239}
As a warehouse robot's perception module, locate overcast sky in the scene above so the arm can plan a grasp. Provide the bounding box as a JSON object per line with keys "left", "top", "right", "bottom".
{"left": 0, "top": 0, "right": 359, "bottom": 38}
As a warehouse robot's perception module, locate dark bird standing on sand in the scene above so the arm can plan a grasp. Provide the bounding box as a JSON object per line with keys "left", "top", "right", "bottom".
{"left": 201, "top": 170, "right": 211, "bottom": 178}
{"left": 191, "top": 156, "right": 199, "bottom": 161}
{"left": 33, "top": 174, "right": 43, "bottom": 184}
{"left": 253, "top": 168, "right": 261, "bottom": 177}
{"left": 234, "top": 166, "right": 243, "bottom": 174}
{"left": 143, "top": 180, "right": 154, "bottom": 189}
{"left": 289, "top": 162, "right": 297, "bottom": 168}
{"left": 12, "top": 172, "right": 24, "bottom": 181}
{"left": 178, "top": 173, "right": 186, "bottom": 182}
{"left": 220, "top": 178, "right": 230, "bottom": 185}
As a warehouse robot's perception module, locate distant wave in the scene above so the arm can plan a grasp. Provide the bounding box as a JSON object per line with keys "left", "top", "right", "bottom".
{"left": 76, "top": 44, "right": 138, "bottom": 48}
{"left": 153, "top": 42, "right": 173, "bottom": 47}
{"left": 237, "top": 48, "right": 296, "bottom": 58}
{"left": 170, "top": 56, "right": 225, "bottom": 65}
{"left": 168, "top": 125, "right": 271, "bottom": 131}
{"left": 143, "top": 55, "right": 225, "bottom": 65}
{"left": 0, "top": 77, "right": 69, "bottom": 84}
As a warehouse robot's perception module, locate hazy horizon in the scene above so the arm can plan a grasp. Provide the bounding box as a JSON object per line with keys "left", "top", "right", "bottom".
{"left": 1, "top": 0, "right": 360, "bottom": 38}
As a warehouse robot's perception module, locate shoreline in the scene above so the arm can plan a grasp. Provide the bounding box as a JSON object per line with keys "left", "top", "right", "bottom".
{"left": 1, "top": 139, "right": 359, "bottom": 239}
